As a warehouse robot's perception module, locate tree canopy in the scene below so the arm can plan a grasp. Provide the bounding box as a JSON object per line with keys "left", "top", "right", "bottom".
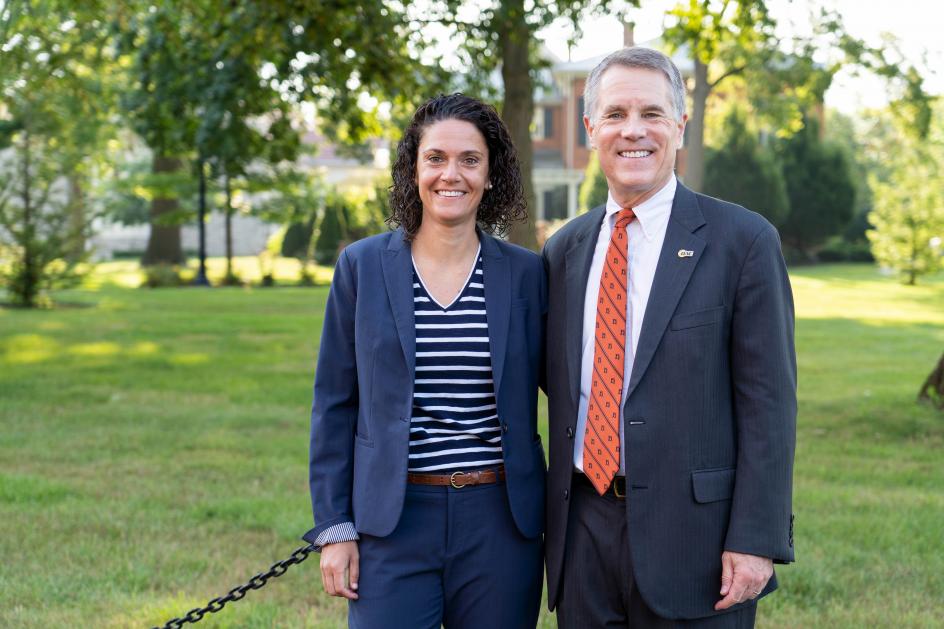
{"left": 704, "top": 107, "right": 789, "bottom": 226}
{"left": 778, "top": 117, "right": 856, "bottom": 258}
{"left": 867, "top": 104, "right": 944, "bottom": 284}
{"left": 662, "top": 0, "right": 932, "bottom": 194}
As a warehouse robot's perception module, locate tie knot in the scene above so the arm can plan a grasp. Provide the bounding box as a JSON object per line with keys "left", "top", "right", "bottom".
{"left": 615, "top": 208, "right": 635, "bottom": 229}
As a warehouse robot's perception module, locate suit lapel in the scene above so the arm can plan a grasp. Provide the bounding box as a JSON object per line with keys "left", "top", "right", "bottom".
{"left": 565, "top": 207, "right": 607, "bottom": 410}
{"left": 381, "top": 229, "right": 416, "bottom": 382}
{"left": 627, "top": 184, "right": 706, "bottom": 399}
{"left": 480, "top": 233, "right": 510, "bottom": 401}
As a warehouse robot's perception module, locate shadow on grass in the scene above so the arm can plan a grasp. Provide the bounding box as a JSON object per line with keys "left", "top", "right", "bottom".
{"left": 0, "top": 300, "right": 97, "bottom": 310}
{"left": 797, "top": 316, "right": 944, "bottom": 445}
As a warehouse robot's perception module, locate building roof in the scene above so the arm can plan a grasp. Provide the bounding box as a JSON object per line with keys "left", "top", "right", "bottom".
{"left": 550, "top": 39, "right": 695, "bottom": 78}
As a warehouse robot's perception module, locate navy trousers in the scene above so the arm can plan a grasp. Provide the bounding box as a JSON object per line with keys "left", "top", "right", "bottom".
{"left": 349, "top": 480, "right": 543, "bottom": 629}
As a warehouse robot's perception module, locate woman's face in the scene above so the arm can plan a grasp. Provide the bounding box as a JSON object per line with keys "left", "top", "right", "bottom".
{"left": 415, "top": 118, "right": 490, "bottom": 230}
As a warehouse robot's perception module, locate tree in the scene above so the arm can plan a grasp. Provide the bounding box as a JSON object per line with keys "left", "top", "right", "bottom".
{"left": 193, "top": 8, "right": 301, "bottom": 283}
{"left": 313, "top": 194, "right": 349, "bottom": 266}
{"left": 412, "top": 0, "right": 630, "bottom": 249}
{"left": 704, "top": 107, "right": 788, "bottom": 226}
{"left": 823, "top": 109, "right": 879, "bottom": 246}
{"left": 867, "top": 146, "right": 944, "bottom": 285}
{"left": 0, "top": 128, "right": 96, "bottom": 307}
{"left": 117, "top": 0, "right": 432, "bottom": 265}
{"left": 115, "top": 2, "right": 203, "bottom": 265}
{"left": 579, "top": 152, "right": 608, "bottom": 214}
{"left": 778, "top": 118, "right": 856, "bottom": 259}
{"left": 0, "top": 0, "right": 113, "bottom": 306}
{"left": 661, "top": 1, "right": 932, "bottom": 193}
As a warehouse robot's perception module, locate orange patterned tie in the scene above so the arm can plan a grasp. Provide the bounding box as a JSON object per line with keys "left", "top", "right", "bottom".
{"left": 583, "top": 207, "right": 635, "bottom": 495}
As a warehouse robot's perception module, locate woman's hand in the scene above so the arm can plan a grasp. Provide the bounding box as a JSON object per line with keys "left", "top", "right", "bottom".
{"left": 320, "top": 541, "right": 360, "bottom": 600}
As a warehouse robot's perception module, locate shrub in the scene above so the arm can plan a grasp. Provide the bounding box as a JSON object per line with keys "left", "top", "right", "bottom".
{"left": 818, "top": 237, "right": 875, "bottom": 263}
{"left": 280, "top": 221, "right": 313, "bottom": 259}
{"left": 579, "top": 153, "right": 608, "bottom": 214}
{"left": 142, "top": 264, "right": 188, "bottom": 288}
{"left": 314, "top": 196, "right": 348, "bottom": 265}
{"left": 704, "top": 108, "right": 789, "bottom": 226}
{"left": 220, "top": 272, "right": 243, "bottom": 287}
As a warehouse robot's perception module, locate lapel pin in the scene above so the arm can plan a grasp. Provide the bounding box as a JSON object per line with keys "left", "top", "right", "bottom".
{"left": 678, "top": 249, "right": 694, "bottom": 258}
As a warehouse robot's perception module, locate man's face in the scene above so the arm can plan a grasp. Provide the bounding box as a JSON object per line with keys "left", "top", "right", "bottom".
{"left": 584, "top": 66, "right": 687, "bottom": 208}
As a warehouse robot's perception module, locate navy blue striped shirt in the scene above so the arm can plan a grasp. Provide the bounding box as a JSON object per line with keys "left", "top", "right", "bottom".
{"left": 409, "top": 250, "right": 503, "bottom": 472}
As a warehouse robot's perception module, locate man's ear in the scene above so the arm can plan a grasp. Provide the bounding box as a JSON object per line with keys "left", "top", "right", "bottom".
{"left": 677, "top": 114, "right": 688, "bottom": 150}
{"left": 583, "top": 115, "right": 595, "bottom": 150}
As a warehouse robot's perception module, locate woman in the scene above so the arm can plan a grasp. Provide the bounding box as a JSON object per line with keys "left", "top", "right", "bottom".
{"left": 302, "top": 94, "right": 547, "bottom": 628}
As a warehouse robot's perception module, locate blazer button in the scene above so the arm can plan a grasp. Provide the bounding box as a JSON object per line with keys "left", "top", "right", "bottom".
{"left": 563, "top": 489, "right": 569, "bottom": 500}
{"left": 502, "top": 423, "right": 509, "bottom": 433}
{"left": 566, "top": 426, "right": 574, "bottom": 439}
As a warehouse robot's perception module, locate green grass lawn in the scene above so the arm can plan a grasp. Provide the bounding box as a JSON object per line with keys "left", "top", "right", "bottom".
{"left": 1, "top": 262, "right": 942, "bottom": 628}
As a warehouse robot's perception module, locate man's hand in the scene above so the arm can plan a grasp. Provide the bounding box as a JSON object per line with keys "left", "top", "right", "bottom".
{"left": 320, "top": 541, "right": 359, "bottom": 600}
{"left": 715, "top": 551, "right": 772, "bottom": 610}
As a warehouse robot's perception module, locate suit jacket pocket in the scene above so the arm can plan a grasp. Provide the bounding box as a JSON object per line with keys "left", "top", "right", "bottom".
{"left": 691, "top": 467, "right": 735, "bottom": 503}
{"left": 670, "top": 305, "right": 724, "bottom": 330}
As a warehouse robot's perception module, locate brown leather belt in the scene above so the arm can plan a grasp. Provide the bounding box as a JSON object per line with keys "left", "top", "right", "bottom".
{"left": 575, "top": 472, "right": 627, "bottom": 499}
{"left": 408, "top": 465, "right": 506, "bottom": 489}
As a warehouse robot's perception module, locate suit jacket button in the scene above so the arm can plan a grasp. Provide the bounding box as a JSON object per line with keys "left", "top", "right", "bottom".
{"left": 563, "top": 489, "right": 569, "bottom": 500}
{"left": 566, "top": 426, "right": 574, "bottom": 439}
{"left": 502, "top": 423, "right": 509, "bottom": 433}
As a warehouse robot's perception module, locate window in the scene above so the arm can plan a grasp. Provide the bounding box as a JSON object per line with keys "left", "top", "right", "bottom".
{"left": 532, "top": 107, "right": 545, "bottom": 140}
{"left": 543, "top": 186, "right": 568, "bottom": 221}
{"left": 577, "top": 97, "right": 587, "bottom": 147}
{"left": 533, "top": 107, "right": 555, "bottom": 140}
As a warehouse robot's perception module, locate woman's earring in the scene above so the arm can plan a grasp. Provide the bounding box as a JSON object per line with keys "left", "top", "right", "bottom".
{"left": 486, "top": 182, "right": 493, "bottom": 190}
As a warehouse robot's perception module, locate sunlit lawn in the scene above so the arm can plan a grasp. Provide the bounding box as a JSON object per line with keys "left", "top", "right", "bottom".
{"left": 1, "top": 261, "right": 942, "bottom": 628}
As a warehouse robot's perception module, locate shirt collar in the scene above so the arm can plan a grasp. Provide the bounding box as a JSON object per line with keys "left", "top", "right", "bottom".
{"left": 605, "top": 176, "right": 677, "bottom": 241}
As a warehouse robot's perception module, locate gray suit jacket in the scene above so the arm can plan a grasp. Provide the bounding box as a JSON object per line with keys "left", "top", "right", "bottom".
{"left": 542, "top": 182, "right": 797, "bottom": 619}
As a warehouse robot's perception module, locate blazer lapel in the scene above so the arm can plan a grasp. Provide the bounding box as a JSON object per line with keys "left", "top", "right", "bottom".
{"left": 565, "top": 206, "right": 607, "bottom": 410}
{"left": 480, "top": 233, "right": 510, "bottom": 401}
{"left": 381, "top": 228, "right": 416, "bottom": 382}
{"left": 627, "top": 184, "right": 706, "bottom": 399}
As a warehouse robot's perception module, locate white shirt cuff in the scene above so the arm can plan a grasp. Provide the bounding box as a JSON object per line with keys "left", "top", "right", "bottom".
{"left": 314, "top": 521, "right": 359, "bottom": 548}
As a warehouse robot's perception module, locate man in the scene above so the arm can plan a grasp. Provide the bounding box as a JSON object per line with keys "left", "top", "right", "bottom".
{"left": 542, "top": 47, "right": 796, "bottom": 627}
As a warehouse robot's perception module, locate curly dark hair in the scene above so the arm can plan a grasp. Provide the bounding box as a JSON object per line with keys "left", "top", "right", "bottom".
{"left": 387, "top": 93, "right": 527, "bottom": 239}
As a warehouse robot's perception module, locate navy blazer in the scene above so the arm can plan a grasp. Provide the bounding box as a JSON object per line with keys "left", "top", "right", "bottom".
{"left": 543, "top": 182, "right": 797, "bottom": 619}
{"left": 303, "top": 228, "right": 547, "bottom": 545}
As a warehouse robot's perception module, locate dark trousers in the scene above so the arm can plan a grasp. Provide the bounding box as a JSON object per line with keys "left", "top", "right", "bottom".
{"left": 349, "top": 480, "right": 543, "bottom": 629}
{"left": 557, "top": 475, "right": 757, "bottom": 629}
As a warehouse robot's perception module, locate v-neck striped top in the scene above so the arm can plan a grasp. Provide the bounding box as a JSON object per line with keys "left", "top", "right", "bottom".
{"left": 408, "top": 250, "right": 503, "bottom": 473}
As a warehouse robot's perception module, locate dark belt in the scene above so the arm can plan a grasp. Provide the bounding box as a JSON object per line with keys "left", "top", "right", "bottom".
{"left": 408, "top": 465, "right": 506, "bottom": 489}
{"left": 575, "top": 472, "right": 627, "bottom": 499}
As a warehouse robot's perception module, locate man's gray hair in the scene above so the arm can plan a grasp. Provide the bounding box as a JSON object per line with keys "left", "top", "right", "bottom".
{"left": 583, "top": 47, "right": 687, "bottom": 122}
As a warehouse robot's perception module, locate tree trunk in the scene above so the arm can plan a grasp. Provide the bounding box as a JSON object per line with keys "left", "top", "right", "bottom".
{"left": 142, "top": 154, "right": 184, "bottom": 265}
{"left": 224, "top": 172, "right": 234, "bottom": 279}
{"left": 685, "top": 57, "right": 710, "bottom": 192}
{"left": 498, "top": 0, "right": 537, "bottom": 250}
{"left": 908, "top": 224, "right": 918, "bottom": 285}
{"left": 19, "top": 129, "right": 38, "bottom": 307}
{"left": 67, "top": 174, "right": 85, "bottom": 261}
{"left": 918, "top": 351, "right": 944, "bottom": 410}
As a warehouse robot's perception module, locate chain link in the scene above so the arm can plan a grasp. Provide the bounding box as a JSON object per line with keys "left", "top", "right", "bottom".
{"left": 151, "top": 543, "right": 316, "bottom": 629}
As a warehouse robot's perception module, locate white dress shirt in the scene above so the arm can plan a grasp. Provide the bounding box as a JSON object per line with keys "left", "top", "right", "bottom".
{"left": 573, "top": 176, "right": 676, "bottom": 474}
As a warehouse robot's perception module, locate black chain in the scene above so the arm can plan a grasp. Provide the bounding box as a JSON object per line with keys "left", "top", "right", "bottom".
{"left": 151, "top": 543, "right": 316, "bottom": 629}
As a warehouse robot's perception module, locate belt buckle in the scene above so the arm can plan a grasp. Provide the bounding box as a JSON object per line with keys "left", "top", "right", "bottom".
{"left": 612, "top": 478, "right": 626, "bottom": 498}
{"left": 450, "top": 471, "right": 468, "bottom": 489}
